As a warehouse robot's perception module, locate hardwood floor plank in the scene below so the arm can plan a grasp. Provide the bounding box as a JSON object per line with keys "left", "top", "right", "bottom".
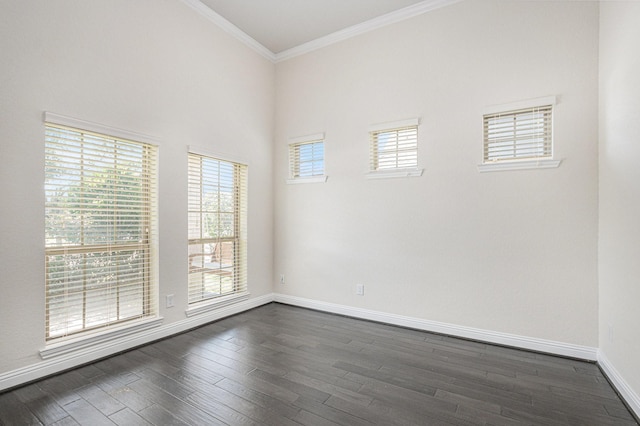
{"left": 63, "top": 399, "right": 116, "bottom": 426}
{"left": 284, "top": 370, "right": 373, "bottom": 407}
{"left": 0, "top": 303, "right": 636, "bottom": 426}
{"left": 99, "top": 383, "right": 153, "bottom": 413}
{"left": 335, "top": 361, "right": 439, "bottom": 396}
{"left": 184, "top": 391, "right": 262, "bottom": 426}
{"left": 75, "top": 385, "right": 126, "bottom": 417}
{"left": 215, "top": 377, "right": 302, "bottom": 421}
{"left": 49, "top": 416, "right": 80, "bottom": 426}
{"left": 248, "top": 368, "right": 332, "bottom": 402}
{"left": 13, "top": 383, "right": 69, "bottom": 425}
{"left": 323, "top": 395, "right": 404, "bottom": 426}
{"left": 292, "top": 395, "right": 373, "bottom": 426}
{"left": 126, "top": 378, "right": 226, "bottom": 425}
{"left": 108, "top": 408, "right": 152, "bottom": 426}
{"left": 0, "top": 391, "right": 43, "bottom": 426}
{"left": 136, "top": 404, "right": 189, "bottom": 426}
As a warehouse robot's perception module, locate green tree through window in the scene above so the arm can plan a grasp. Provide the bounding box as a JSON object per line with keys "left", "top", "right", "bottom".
{"left": 45, "top": 123, "right": 157, "bottom": 340}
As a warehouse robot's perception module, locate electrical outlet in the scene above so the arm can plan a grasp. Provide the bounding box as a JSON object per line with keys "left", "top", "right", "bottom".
{"left": 356, "top": 284, "right": 364, "bottom": 296}
{"left": 280, "top": 274, "right": 285, "bottom": 284}
{"left": 166, "top": 294, "right": 175, "bottom": 308}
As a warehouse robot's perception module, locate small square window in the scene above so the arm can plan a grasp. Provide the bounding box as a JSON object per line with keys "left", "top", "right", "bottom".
{"left": 287, "top": 134, "right": 327, "bottom": 184}
{"left": 367, "top": 118, "right": 423, "bottom": 179}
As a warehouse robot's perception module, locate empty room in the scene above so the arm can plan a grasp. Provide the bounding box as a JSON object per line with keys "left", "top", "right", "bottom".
{"left": 0, "top": 0, "right": 639, "bottom": 424}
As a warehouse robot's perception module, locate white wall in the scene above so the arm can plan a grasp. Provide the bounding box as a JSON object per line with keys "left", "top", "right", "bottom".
{"left": 599, "top": 0, "right": 640, "bottom": 408}
{"left": 0, "top": 0, "right": 274, "bottom": 377}
{"left": 6, "top": 0, "right": 633, "bottom": 400}
{"left": 274, "top": 1, "right": 600, "bottom": 346}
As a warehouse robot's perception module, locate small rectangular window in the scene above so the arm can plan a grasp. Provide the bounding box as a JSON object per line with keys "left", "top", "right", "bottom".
{"left": 483, "top": 104, "right": 553, "bottom": 163}
{"left": 367, "top": 118, "right": 422, "bottom": 179}
{"left": 188, "top": 152, "right": 248, "bottom": 306}
{"left": 287, "top": 133, "right": 327, "bottom": 184}
{"left": 45, "top": 118, "right": 158, "bottom": 341}
{"left": 289, "top": 137, "right": 324, "bottom": 178}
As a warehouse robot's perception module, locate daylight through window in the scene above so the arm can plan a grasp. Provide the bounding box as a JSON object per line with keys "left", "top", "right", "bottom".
{"left": 44, "top": 122, "right": 157, "bottom": 341}
{"left": 370, "top": 122, "right": 418, "bottom": 171}
{"left": 289, "top": 138, "right": 325, "bottom": 179}
{"left": 483, "top": 105, "right": 553, "bottom": 162}
{"left": 188, "top": 153, "right": 247, "bottom": 305}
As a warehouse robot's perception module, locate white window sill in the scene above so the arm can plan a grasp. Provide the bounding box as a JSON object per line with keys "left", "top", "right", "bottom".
{"left": 477, "top": 159, "right": 562, "bottom": 173}
{"left": 286, "top": 176, "right": 328, "bottom": 184}
{"left": 186, "top": 291, "right": 250, "bottom": 317}
{"left": 40, "top": 317, "right": 164, "bottom": 360}
{"left": 366, "top": 168, "right": 424, "bottom": 179}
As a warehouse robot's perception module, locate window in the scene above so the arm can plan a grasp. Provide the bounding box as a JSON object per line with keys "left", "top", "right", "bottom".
{"left": 44, "top": 117, "right": 158, "bottom": 341}
{"left": 287, "top": 133, "right": 327, "bottom": 184}
{"left": 368, "top": 118, "right": 422, "bottom": 178}
{"left": 479, "top": 96, "right": 560, "bottom": 172}
{"left": 188, "top": 151, "right": 247, "bottom": 307}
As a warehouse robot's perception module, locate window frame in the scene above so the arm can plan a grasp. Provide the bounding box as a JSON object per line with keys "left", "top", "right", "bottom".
{"left": 287, "top": 133, "right": 328, "bottom": 184}
{"left": 478, "top": 96, "right": 561, "bottom": 172}
{"left": 187, "top": 147, "right": 249, "bottom": 316}
{"left": 367, "top": 118, "right": 423, "bottom": 179}
{"left": 43, "top": 112, "right": 159, "bottom": 343}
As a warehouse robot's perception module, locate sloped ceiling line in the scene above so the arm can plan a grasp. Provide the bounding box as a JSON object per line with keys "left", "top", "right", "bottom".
{"left": 179, "top": 0, "right": 462, "bottom": 63}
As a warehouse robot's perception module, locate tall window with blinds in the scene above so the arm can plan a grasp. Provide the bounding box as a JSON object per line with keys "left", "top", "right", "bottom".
{"left": 44, "top": 122, "right": 157, "bottom": 341}
{"left": 188, "top": 153, "right": 247, "bottom": 305}
{"left": 370, "top": 122, "right": 418, "bottom": 171}
{"left": 483, "top": 104, "right": 553, "bottom": 162}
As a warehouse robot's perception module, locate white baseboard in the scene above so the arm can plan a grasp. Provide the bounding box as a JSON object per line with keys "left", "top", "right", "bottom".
{"left": 598, "top": 351, "right": 640, "bottom": 420}
{"left": 0, "top": 293, "right": 274, "bottom": 392}
{"left": 273, "top": 293, "right": 599, "bottom": 361}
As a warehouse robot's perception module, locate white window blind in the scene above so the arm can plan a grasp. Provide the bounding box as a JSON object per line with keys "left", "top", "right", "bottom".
{"left": 289, "top": 138, "right": 325, "bottom": 179}
{"left": 45, "top": 122, "right": 158, "bottom": 341}
{"left": 483, "top": 104, "right": 553, "bottom": 162}
{"left": 188, "top": 153, "right": 247, "bottom": 305}
{"left": 370, "top": 121, "right": 418, "bottom": 171}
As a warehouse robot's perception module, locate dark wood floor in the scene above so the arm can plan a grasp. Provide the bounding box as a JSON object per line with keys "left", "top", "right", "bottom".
{"left": 0, "top": 303, "right": 637, "bottom": 426}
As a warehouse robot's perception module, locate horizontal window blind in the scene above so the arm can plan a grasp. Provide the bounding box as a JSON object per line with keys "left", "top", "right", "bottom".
{"left": 484, "top": 105, "right": 553, "bottom": 162}
{"left": 45, "top": 123, "right": 157, "bottom": 341}
{"left": 188, "top": 153, "right": 247, "bottom": 305}
{"left": 370, "top": 125, "right": 418, "bottom": 171}
{"left": 289, "top": 139, "right": 324, "bottom": 179}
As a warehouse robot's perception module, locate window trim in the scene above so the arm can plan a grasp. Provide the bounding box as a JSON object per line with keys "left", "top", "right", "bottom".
{"left": 43, "top": 112, "right": 160, "bottom": 345}
{"left": 40, "top": 317, "right": 163, "bottom": 360}
{"left": 186, "top": 146, "right": 249, "bottom": 312}
{"left": 44, "top": 112, "right": 161, "bottom": 146}
{"left": 287, "top": 133, "right": 327, "bottom": 184}
{"left": 478, "top": 96, "right": 561, "bottom": 172}
{"left": 367, "top": 118, "right": 423, "bottom": 179}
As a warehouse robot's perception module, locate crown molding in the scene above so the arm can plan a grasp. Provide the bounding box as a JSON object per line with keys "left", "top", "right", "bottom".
{"left": 274, "top": 0, "right": 463, "bottom": 62}
{"left": 178, "top": 0, "right": 276, "bottom": 62}
{"left": 180, "top": 0, "right": 461, "bottom": 64}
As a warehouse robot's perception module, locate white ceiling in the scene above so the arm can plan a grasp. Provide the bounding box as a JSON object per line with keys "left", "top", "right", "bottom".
{"left": 198, "top": 0, "right": 426, "bottom": 53}
{"left": 185, "top": 0, "right": 459, "bottom": 61}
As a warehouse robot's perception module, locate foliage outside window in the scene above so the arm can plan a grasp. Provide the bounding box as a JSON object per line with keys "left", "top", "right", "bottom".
{"left": 188, "top": 153, "right": 247, "bottom": 305}
{"left": 45, "top": 122, "right": 157, "bottom": 341}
